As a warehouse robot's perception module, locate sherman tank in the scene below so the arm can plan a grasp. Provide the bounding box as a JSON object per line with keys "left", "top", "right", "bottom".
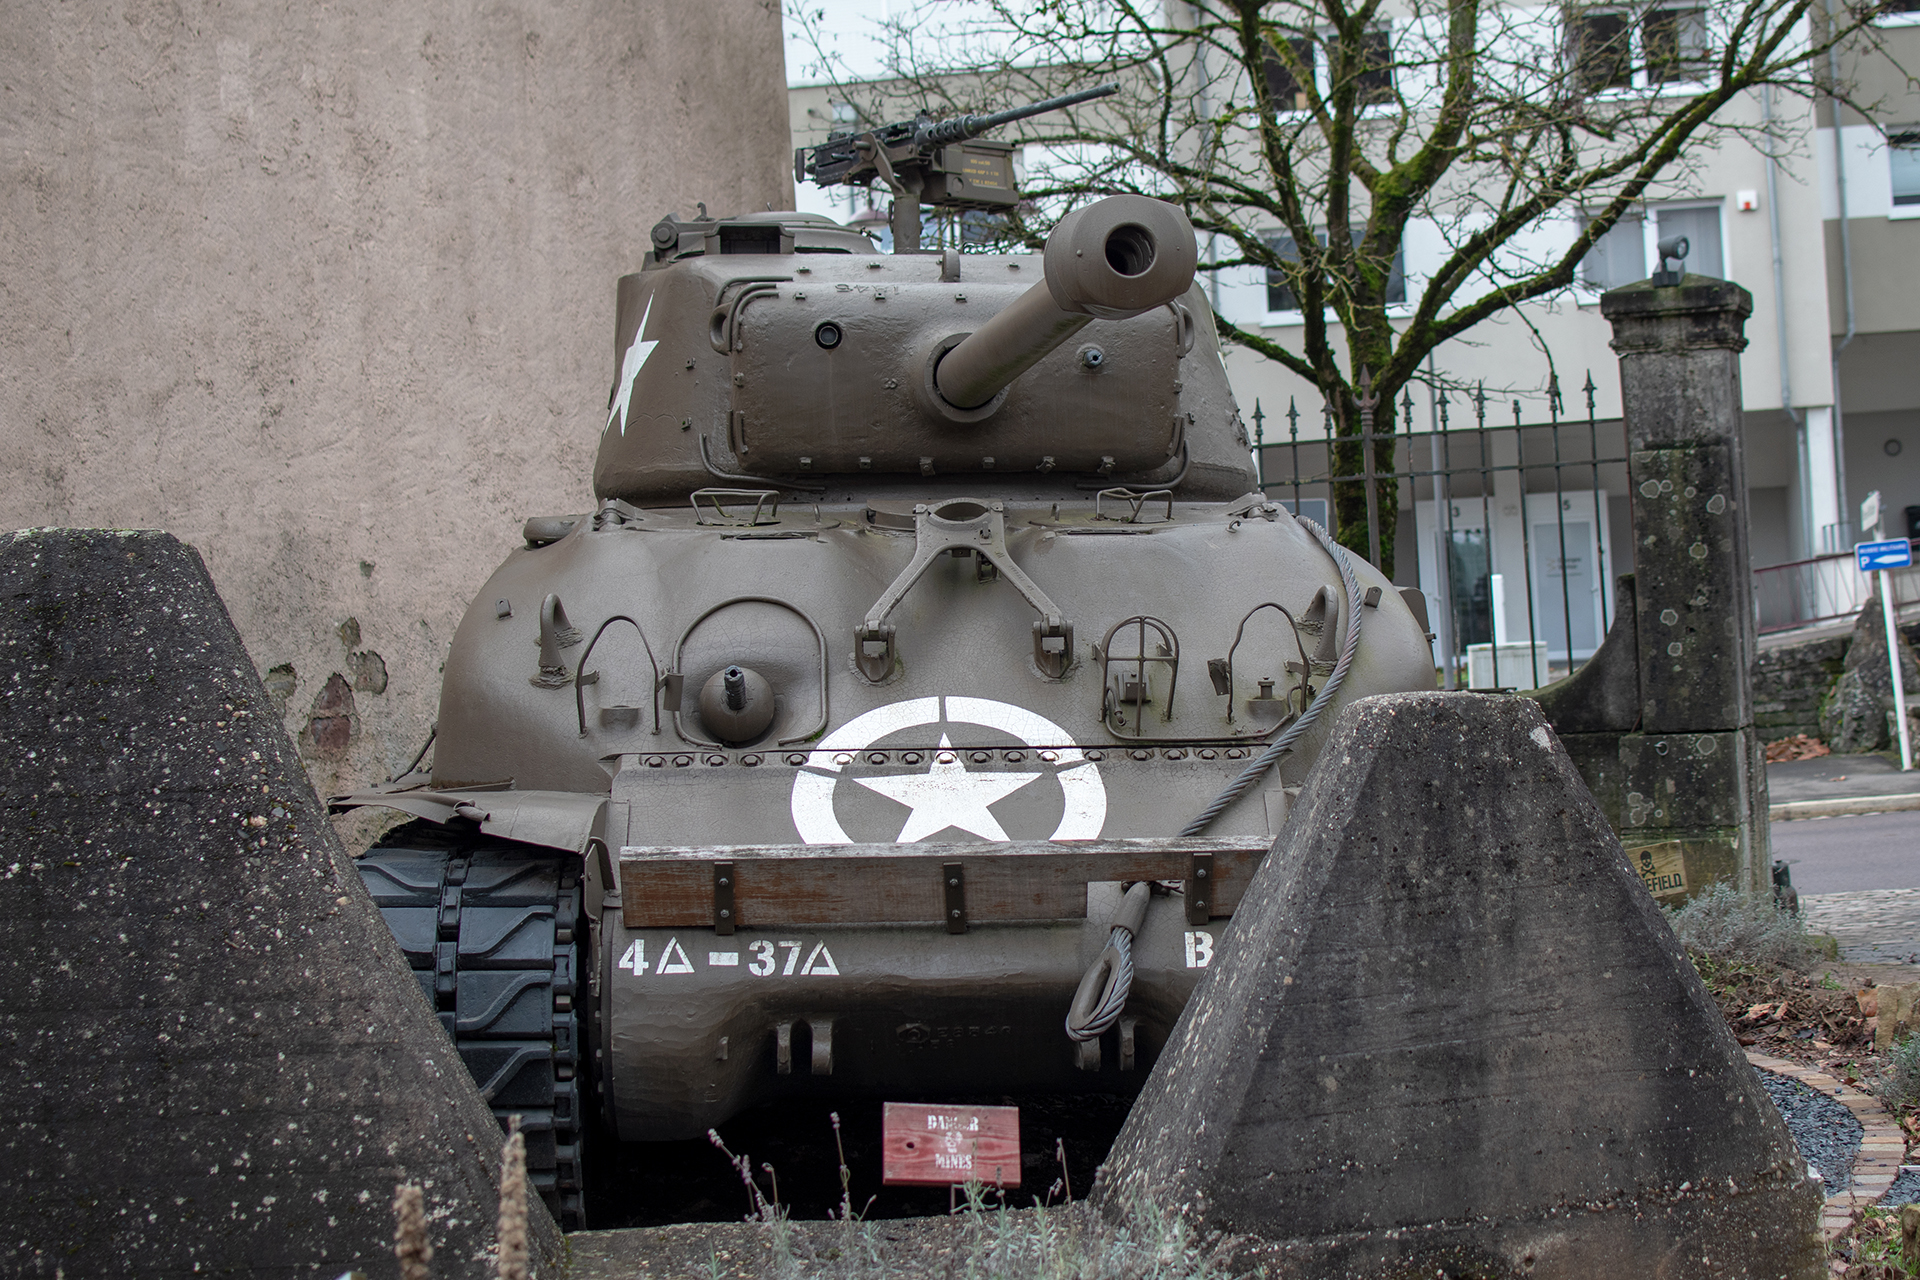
{"left": 338, "top": 97, "right": 1438, "bottom": 1228}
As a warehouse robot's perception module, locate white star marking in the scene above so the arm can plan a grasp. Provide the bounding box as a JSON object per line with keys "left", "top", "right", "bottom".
{"left": 607, "top": 296, "right": 659, "bottom": 436}
{"left": 851, "top": 734, "right": 1042, "bottom": 842}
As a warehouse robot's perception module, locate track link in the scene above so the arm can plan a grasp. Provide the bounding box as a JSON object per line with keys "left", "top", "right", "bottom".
{"left": 357, "top": 824, "right": 585, "bottom": 1228}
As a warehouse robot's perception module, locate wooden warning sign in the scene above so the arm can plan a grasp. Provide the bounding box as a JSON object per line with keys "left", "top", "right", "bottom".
{"left": 881, "top": 1102, "right": 1021, "bottom": 1187}
{"left": 1629, "top": 841, "right": 1689, "bottom": 902}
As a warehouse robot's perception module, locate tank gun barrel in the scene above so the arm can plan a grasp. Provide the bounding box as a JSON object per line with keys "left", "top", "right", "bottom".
{"left": 932, "top": 195, "right": 1198, "bottom": 412}
{"left": 912, "top": 83, "right": 1118, "bottom": 149}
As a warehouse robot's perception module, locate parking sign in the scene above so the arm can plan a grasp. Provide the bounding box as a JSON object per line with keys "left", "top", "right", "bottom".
{"left": 1857, "top": 539, "right": 1913, "bottom": 572}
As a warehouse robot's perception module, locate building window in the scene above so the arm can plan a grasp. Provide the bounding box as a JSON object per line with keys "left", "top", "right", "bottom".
{"left": 1352, "top": 29, "right": 1397, "bottom": 105}
{"left": 1264, "top": 28, "right": 1394, "bottom": 111}
{"left": 1266, "top": 230, "right": 1406, "bottom": 314}
{"left": 1891, "top": 130, "right": 1920, "bottom": 206}
{"left": 1570, "top": 12, "right": 1633, "bottom": 92}
{"left": 1581, "top": 212, "right": 1646, "bottom": 290}
{"left": 1580, "top": 202, "right": 1723, "bottom": 290}
{"left": 1264, "top": 38, "right": 1316, "bottom": 112}
{"left": 1568, "top": 6, "right": 1710, "bottom": 92}
{"left": 1643, "top": 7, "right": 1710, "bottom": 82}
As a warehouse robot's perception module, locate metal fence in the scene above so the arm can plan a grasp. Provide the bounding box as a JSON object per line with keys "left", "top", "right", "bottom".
{"left": 1754, "top": 544, "right": 1920, "bottom": 633}
{"left": 1252, "top": 372, "right": 1629, "bottom": 692}
{"left": 1256, "top": 372, "right": 1919, "bottom": 681}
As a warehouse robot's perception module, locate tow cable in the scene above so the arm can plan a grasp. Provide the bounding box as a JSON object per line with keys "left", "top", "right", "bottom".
{"left": 1063, "top": 517, "right": 1366, "bottom": 1043}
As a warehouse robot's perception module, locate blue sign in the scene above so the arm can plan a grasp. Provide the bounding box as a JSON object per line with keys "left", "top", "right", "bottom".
{"left": 1857, "top": 538, "right": 1914, "bottom": 572}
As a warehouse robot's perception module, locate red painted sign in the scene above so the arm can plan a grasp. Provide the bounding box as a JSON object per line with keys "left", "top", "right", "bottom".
{"left": 880, "top": 1102, "right": 1021, "bottom": 1187}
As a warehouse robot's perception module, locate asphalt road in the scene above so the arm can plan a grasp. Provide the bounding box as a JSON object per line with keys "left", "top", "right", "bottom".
{"left": 1772, "top": 808, "right": 1920, "bottom": 894}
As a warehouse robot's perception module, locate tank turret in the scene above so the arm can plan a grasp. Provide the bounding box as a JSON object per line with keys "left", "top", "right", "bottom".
{"left": 591, "top": 194, "right": 1245, "bottom": 503}
{"left": 929, "top": 196, "right": 1198, "bottom": 411}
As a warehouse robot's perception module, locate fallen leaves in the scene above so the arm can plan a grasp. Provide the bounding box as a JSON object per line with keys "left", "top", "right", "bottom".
{"left": 1766, "top": 734, "right": 1832, "bottom": 762}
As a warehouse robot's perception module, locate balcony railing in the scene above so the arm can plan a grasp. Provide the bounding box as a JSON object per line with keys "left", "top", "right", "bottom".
{"left": 1755, "top": 540, "right": 1920, "bottom": 634}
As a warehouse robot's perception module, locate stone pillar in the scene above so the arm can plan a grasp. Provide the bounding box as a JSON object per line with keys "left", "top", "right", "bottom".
{"left": 1535, "top": 277, "right": 1769, "bottom": 899}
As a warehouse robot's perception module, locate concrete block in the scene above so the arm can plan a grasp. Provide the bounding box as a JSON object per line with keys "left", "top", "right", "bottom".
{"left": 1554, "top": 730, "right": 1629, "bottom": 825}
{"left": 1093, "top": 692, "right": 1822, "bottom": 1279}
{"left": 1602, "top": 278, "right": 1754, "bottom": 451}
{"left": 1621, "top": 834, "right": 1742, "bottom": 904}
{"left": 0, "top": 530, "right": 558, "bottom": 1276}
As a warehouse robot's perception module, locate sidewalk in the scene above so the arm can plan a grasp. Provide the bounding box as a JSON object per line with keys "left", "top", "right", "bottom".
{"left": 1768, "top": 753, "right": 1920, "bottom": 819}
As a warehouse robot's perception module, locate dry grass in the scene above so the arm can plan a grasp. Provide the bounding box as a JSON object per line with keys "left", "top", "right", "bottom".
{"left": 696, "top": 1120, "right": 1234, "bottom": 1280}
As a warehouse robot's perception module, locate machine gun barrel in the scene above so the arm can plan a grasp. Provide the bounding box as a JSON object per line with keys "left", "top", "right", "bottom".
{"left": 912, "top": 83, "right": 1119, "bottom": 149}
{"left": 797, "top": 84, "right": 1119, "bottom": 190}
{"left": 932, "top": 195, "right": 1198, "bottom": 412}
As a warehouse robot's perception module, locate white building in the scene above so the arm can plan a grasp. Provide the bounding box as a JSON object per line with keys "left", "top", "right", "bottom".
{"left": 784, "top": 3, "right": 1920, "bottom": 681}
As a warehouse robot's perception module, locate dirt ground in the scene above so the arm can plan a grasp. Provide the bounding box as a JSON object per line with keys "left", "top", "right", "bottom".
{"left": 1700, "top": 957, "right": 1917, "bottom": 1110}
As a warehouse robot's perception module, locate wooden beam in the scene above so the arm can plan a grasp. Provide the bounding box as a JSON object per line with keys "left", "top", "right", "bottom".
{"left": 617, "top": 838, "right": 1273, "bottom": 929}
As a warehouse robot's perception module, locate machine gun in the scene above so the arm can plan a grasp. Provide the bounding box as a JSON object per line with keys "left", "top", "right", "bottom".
{"left": 794, "top": 83, "right": 1118, "bottom": 251}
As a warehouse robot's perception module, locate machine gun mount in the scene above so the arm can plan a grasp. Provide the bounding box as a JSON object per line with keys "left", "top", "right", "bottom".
{"left": 795, "top": 83, "right": 1118, "bottom": 252}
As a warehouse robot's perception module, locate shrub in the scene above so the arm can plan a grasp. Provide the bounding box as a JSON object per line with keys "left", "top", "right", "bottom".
{"left": 1666, "top": 882, "right": 1820, "bottom": 971}
{"left": 1881, "top": 1035, "right": 1920, "bottom": 1110}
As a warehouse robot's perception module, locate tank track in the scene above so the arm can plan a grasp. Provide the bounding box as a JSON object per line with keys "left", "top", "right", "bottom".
{"left": 356, "top": 823, "right": 585, "bottom": 1228}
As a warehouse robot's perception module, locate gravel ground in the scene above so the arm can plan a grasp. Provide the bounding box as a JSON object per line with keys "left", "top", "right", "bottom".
{"left": 1759, "top": 1067, "right": 1863, "bottom": 1192}
{"left": 1883, "top": 1167, "right": 1920, "bottom": 1207}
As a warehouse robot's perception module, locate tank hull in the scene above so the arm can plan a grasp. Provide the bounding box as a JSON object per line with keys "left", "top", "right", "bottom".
{"left": 600, "top": 881, "right": 1214, "bottom": 1141}
{"left": 433, "top": 496, "right": 1436, "bottom": 811}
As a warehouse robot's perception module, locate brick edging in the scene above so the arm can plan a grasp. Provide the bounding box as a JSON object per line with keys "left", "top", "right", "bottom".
{"left": 1746, "top": 1050, "right": 1907, "bottom": 1238}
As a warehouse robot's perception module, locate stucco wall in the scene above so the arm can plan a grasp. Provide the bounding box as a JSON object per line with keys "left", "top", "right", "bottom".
{"left": 0, "top": 0, "right": 793, "bottom": 796}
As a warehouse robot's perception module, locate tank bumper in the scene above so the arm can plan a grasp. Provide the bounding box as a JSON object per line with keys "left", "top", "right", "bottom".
{"left": 598, "top": 885, "right": 1225, "bottom": 1141}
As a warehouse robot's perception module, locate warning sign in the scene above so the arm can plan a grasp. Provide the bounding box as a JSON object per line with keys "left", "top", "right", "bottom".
{"left": 881, "top": 1102, "right": 1021, "bottom": 1188}
{"left": 1630, "top": 842, "right": 1689, "bottom": 901}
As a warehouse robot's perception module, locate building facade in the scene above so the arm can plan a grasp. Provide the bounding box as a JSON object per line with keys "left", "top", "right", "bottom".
{"left": 786, "top": 6, "right": 1920, "bottom": 684}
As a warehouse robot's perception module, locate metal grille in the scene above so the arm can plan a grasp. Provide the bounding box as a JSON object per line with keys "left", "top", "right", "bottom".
{"left": 1251, "top": 373, "right": 1629, "bottom": 691}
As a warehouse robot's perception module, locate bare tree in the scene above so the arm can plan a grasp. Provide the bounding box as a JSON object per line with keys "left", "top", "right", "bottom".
{"left": 790, "top": 0, "right": 1904, "bottom": 573}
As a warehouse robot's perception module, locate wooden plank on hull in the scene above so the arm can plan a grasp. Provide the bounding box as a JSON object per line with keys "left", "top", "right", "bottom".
{"left": 617, "top": 837, "right": 1273, "bottom": 928}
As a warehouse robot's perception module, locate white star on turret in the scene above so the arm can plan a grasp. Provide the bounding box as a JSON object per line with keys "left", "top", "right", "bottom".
{"left": 607, "top": 297, "right": 659, "bottom": 436}
{"left": 852, "top": 735, "right": 1042, "bottom": 842}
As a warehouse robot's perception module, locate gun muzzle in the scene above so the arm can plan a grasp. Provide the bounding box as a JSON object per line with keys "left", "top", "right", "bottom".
{"left": 932, "top": 196, "right": 1198, "bottom": 412}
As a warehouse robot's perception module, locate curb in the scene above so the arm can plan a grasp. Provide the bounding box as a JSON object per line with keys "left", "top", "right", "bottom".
{"left": 1770, "top": 793, "right": 1920, "bottom": 822}
{"left": 1746, "top": 1050, "right": 1906, "bottom": 1240}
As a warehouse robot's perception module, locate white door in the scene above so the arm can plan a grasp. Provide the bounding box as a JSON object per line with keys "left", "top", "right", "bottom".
{"left": 1415, "top": 491, "right": 1615, "bottom": 671}
{"left": 1522, "top": 490, "right": 1614, "bottom": 664}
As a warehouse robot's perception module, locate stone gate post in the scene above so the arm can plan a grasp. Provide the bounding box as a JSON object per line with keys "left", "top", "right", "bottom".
{"left": 1535, "top": 275, "right": 1768, "bottom": 898}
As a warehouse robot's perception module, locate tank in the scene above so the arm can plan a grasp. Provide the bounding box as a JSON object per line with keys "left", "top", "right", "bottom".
{"left": 340, "top": 130, "right": 1438, "bottom": 1229}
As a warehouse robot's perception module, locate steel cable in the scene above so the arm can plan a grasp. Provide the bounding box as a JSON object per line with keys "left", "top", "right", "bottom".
{"left": 1063, "top": 928, "right": 1135, "bottom": 1042}
{"left": 1064, "top": 881, "right": 1150, "bottom": 1042}
{"left": 1061, "top": 518, "right": 1364, "bottom": 1045}
{"left": 1179, "top": 516, "right": 1365, "bottom": 837}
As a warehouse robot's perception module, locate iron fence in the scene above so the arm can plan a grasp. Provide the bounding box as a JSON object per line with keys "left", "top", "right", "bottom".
{"left": 1754, "top": 543, "right": 1920, "bottom": 633}
{"left": 1252, "top": 372, "right": 1629, "bottom": 692}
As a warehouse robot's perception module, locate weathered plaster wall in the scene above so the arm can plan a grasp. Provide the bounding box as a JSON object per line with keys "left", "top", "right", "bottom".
{"left": 0, "top": 0, "right": 794, "bottom": 795}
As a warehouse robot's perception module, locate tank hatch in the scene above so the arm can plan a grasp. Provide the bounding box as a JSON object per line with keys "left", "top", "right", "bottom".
{"left": 646, "top": 209, "right": 877, "bottom": 267}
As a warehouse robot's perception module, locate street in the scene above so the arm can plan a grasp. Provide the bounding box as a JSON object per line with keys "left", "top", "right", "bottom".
{"left": 1773, "top": 809, "right": 1920, "bottom": 895}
